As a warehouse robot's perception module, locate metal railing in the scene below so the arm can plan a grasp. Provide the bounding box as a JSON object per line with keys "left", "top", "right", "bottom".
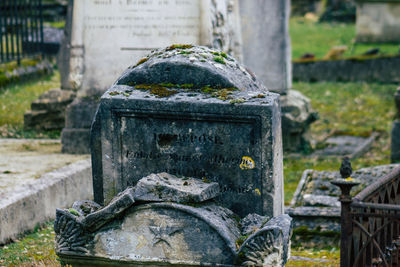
{"left": 0, "top": 0, "right": 44, "bottom": 64}
{"left": 333, "top": 167, "right": 400, "bottom": 267}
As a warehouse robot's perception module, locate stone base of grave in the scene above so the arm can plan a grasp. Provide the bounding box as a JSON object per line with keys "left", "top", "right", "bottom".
{"left": 55, "top": 173, "right": 292, "bottom": 267}
{"left": 24, "top": 88, "right": 76, "bottom": 131}
{"left": 61, "top": 97, "right": 100, "bottom": 154}
{"left": 392, "top": 120, "right": 400, "bottom": 162}
{"left": 280, "top": 90, "right": 318, "bottom": 152}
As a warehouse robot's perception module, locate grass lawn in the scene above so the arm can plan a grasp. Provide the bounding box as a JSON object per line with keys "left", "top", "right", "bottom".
{"left": 290, "top": 17, "right": 399, "bottom": 59}
{"left": 284, "top": 81, "right": 395, "bottom": 204}
{"left": 0, "top": 71, "right": 61, "bottom": 139}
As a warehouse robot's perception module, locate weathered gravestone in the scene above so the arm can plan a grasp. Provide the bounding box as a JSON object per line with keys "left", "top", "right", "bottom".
{"left": 239, "top": 0, "right": 291, "bottom": 93}
{"left": 91, "top": 45, "right": 284, "bottom": 218}
{"left": 356, "top": 0, "right": 400, "bottom": 43}
{"left": 60, "top": 0, "right": 242, "bottom": 154}
{"left": 54, "top": 46, "right": 292, "bottom": 266}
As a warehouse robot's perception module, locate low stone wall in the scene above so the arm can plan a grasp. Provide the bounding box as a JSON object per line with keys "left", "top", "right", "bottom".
{"left": 0, "top": 159, "right": 92, "bottom": 245}
{"left": 293, "top": 55, "right": 400, "bottom": 83}
{"left": 0, "top": 60, "right": 53, "bottom": 89}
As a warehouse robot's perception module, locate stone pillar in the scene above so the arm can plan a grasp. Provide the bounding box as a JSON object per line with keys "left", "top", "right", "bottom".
{"left": 239, "top": 0, "right": 292, "bottom": 93}
{"left": 391, "top": 87, "right": 400, "bottom": 162}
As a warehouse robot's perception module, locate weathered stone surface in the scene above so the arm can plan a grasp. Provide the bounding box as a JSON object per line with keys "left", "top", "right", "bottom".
{"left": 302, "top": 194, "right": 340, "bottom": 208}
{"left": 81, "top": 187, "right": 135, "bottom": 231}
{"left": 61, "top": 97, "right": 99, "bottom": 154}
{"left": 56, "top": 201, "right": 241, "bottom": 266}
{"left": 286, "top": 206, "right": 341, "bottom": 248}
{"left": 116, "top": 46, "right": 266, "bottom": 92}
{"left": 240, "top": 213, "right": 270, "bottom": 236}
{"left": 292, "top": 164, "right": 400, "bottom": 206}
{"left": 56, "top": 170, "right": 291, "bottom": 266}
{"left": 134, "top": 173, "right": 219, "bottom": 203}
{"left": 72, "top": 200, "right": 102, "bottom": 216}
{"left": 239, "top": 0, "right": 291, "bottom": 93}
{"left": 313, "top": 133, "right": 378, "bottom": 159}
{"left": 92, "top": 46, "right": 283, "bottom": 218}
{"left": 24, "top": 88, "right": 76, "bottom": 130}
{"left": 238, "top": 214, "right": 292, "bottom": 267}
{"left": 280, "top": 90, "right": 318, "bottom": 152}
{"left": 1, "top": 158, "right": 91, "bottom": 245}
{"left": 356, "top": 1, "right": 400, "bottom": 43}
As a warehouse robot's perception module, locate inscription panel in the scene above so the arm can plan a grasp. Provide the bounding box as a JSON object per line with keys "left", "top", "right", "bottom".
{"left": 80, "top": 0, "right": 201, "bottom": 93}
{"left": 115, "top": 110, "right": 264, "bottom": 216}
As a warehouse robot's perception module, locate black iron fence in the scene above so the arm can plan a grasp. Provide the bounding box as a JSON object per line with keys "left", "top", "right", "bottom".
{"left": 0, "top": 0, "right": 44, "bottom": 64}
{"left": 333, "top": 167, "right": 400, "bottom": 267}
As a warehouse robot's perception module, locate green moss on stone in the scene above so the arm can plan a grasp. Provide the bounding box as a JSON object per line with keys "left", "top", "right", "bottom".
{"left": 293, "top": 226, "right": 340, "bottom": 239}
{"left": 180, "top": 84, "right": 194, "bottom": 88}
{"left": 213, "top": 56, "right": 226, "bottom": 64}
{"left": 68, "top": 208, "right": 80, "bottom": 216}
{"left": 135, "top": 57, "right": 149, "bottom": 67}
{"left": 109, "top": 91, "right": 120, "bottom": 96}
{"left": 230, "top": 98, "right": 245, "bottom": 104}
{"left": 135, "top": 84, "right": 178, "bottom": 98}
{"left": 166, "top": 44, "right": 194, "bottom": 51}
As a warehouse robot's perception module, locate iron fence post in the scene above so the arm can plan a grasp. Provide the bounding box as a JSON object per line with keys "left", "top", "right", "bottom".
{"left": 332, "top": 179, "right": 360, "bottom": 267}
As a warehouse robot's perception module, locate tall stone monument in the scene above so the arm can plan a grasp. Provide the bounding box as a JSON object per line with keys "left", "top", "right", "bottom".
{"left": 239, "top": 0, "right": 291, "bottom": 93}
{"left": 61, "top": 0, "right": 242, "bottom": 154}
{"left": 54, "top": 45, "right": 292, "bottom": 266}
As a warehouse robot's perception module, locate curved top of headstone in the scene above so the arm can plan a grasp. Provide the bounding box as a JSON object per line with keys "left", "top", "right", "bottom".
{"left": 115, "top": 45, "right": 267, "bottom": 92}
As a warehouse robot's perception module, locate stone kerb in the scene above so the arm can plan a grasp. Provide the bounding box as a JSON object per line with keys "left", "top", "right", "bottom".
{"left": 91, "top": 45, "right": 284, "bottom": 218}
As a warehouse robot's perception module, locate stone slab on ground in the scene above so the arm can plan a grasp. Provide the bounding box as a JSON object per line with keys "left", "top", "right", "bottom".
{"left": 286, "top": 164, "right": 400, "bottom": 247}
{"left": 0, "top": 139, "right": 87, "bottom": 196}
{"left": 0, "top": 139, "right": 91, "bottom": 244}
{"left": 312, "top": 133, "right": 378, "bottom": 159}
{"left": 0, "top": 158, "right": 92, "bottom": 245}
{"left": 292, "top": 164, "right": 400, "bottom": 208}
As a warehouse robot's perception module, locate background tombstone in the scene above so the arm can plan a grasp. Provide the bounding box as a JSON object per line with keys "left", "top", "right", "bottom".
{"left": 239, "top": 0, "right": 292, "bottom": 94}
{"left": 91, "top": 46, "right": 284, "bottom": 218}
{"left": 61, "top": 0, "right": 242, "bottom": 154}
{"left": 356, "top": 0, "right": 400, "bottom": 43}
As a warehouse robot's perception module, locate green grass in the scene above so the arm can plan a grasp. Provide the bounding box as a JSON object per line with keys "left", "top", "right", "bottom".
{"left": 290, "top": 17, "right": 399, "bottom": 59}
{"left": 0, "top": 222, "right": 59, "bottom": 267}
{"left": 287, "top": 247, "right": 340, "bottom": 267}
{"left": 0, "top": 71, "right": 61, "bottom": 138}
{"left": 284, "top": 81, "right": 395, "bottom": 204}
